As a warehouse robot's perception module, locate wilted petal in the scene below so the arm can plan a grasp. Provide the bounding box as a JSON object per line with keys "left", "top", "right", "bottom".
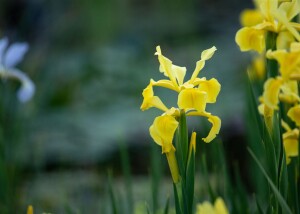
{"left": 287, "top": 105, "right": 300, "bottom": 126}
{"left": 178, "top": 88, "right": 207, "bottom": 112}
{"left": 235, "top": 27, "right": 265, "bottom": 53}
{"left": 149, "top": 115, "right": 178, "bottom": 153}
{"left": 4, "top": 42, "right": 29, "bottom": 68}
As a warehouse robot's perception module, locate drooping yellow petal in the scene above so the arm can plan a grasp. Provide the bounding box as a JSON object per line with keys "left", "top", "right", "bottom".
{"left": 287, "top": 105, "right": 300, "bottom": 126}
{"left": 214, "top": 197, "right": 229, "bottom": 214}
{"left": 282, "top": 128, "right": 299, "bottom": 164}
{"left": 240, "top": 9, "right": 264, "bottom": 27}
{"left": 190, "top": 46, "right": 217, "bottom": 82}
{"left": 140, "top": 82, "right": 168, "bottom": 112}
{"left": 178, "top": 88, "right": 207, "bottom": 112}
{"left": 202, "top": 114, "right": 221, "bottom": 143}
{"left": 262, "top": 77, "right": 283, "bottom": 110}
{"left": 149, "top": 115, "right": 178, "bottom": 153}
{"left": 235, "top": 27, "right": 265, "bottom": 53}
{"left": 198, "top": 78, "right": 221, "bottom": 103}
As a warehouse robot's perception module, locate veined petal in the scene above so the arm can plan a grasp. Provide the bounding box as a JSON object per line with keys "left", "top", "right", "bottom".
{"left": 198, "top": 78, "right": 221, "bottom": 103}
{"left": 240, "top": 9, "right": 264, "bottom": 27}
{"left": 178, "top": 88, "right": 207, "bottom": 112}
{"left": 262, "top": 77, "right": 283, "bottom": 109}
{"left": 149, "top": 115, "right": 178, "bottom": 153}
{"left": 287, "top": 105, "right": 300, "bottom": 126}
{"left": 155, "top": 46, "right": 178, "bottom": 88}
{"left": 190, "top": 46, "right": 217, "bottom": 82}
{"left": 235, "top": 27, "right": 265, "bottom": 53}
{"left": 140, "top": 82, "right": 168, "bottom": 111}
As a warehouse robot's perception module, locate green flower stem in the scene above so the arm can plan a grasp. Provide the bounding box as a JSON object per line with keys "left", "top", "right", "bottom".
{"left": 265, "top": 31, "right": 278, "bottom": 78}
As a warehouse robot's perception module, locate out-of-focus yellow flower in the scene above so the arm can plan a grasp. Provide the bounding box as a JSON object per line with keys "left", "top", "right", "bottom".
{"left": 240, "top": 9, "right": 264, "bottom": 27}
{"left": 196, "top": 197, "right": 229, "bottom": 214}
{"left": 267, "top": 42, "right": 300, "bottom": 80}
{"left": 282, "top": 120, "right": 299, "bottom": 164}
{"left": 288, "top": 105, "right": 300, "bottom": 126}
{"left": 27, "top": 205, "right": 33, "bottom": 214}
{"left": 248, "top": 55, "right": 266, "bottom": 80}
{"left": 235, "top": 0, "right": 300, "bottom": 52}
{"left": 262, "top": 77, "right": 299, "bottom": 110}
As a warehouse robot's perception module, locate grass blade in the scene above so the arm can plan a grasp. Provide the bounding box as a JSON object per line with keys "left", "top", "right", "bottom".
{"left": 248, "top": 148, "right": 292, "bottom": 214}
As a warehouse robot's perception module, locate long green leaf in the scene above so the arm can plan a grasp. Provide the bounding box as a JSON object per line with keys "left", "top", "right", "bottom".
{"left": 163, "top": 197, "right": 170, "bottom": 214}
{"left": 186, "top": 146, "right": 195, "bottom": 213}
{"left": 248, "top": 148, "right": 292, "bottom": 214}
{"left": 107, "top": 170, "right": 119, "bottom": 214}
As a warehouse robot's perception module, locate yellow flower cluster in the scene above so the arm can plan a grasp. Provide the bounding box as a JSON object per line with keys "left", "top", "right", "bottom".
{"left": 236, "top": 0, "right": 300, "bottom": 164}
{"left": 141, "top": 46, "right": 221, "bottom": 152}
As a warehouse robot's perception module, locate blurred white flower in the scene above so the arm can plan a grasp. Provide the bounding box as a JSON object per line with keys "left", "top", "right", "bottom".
{"left": 0, "top": 37, "right": 35, "bottom": 102}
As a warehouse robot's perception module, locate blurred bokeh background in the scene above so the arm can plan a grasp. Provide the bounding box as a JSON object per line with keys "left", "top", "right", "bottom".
{"left": 0, "top": 0, "right": 253, "bottom": 213}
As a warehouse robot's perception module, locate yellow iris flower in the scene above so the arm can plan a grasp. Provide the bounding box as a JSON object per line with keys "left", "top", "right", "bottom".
{"left": 282, "top": 120, "right": 299, "bottom": 164}
{"left": 141, "top": 46, "right": 221, "bottom": 146}
{"left": 267, "top": 42, "right": 300, "bottom": 80}
{"left": 235, "top": 0, "right": 300, "bottom": 52}
{"left": 27, "top": 206, "right": 33, "bottom": 214}
{"left": 261, "top": 77, "right": 299, "bottom": 110}
{"left": 196, "top": 197, "right": 229, "bottom": 214}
